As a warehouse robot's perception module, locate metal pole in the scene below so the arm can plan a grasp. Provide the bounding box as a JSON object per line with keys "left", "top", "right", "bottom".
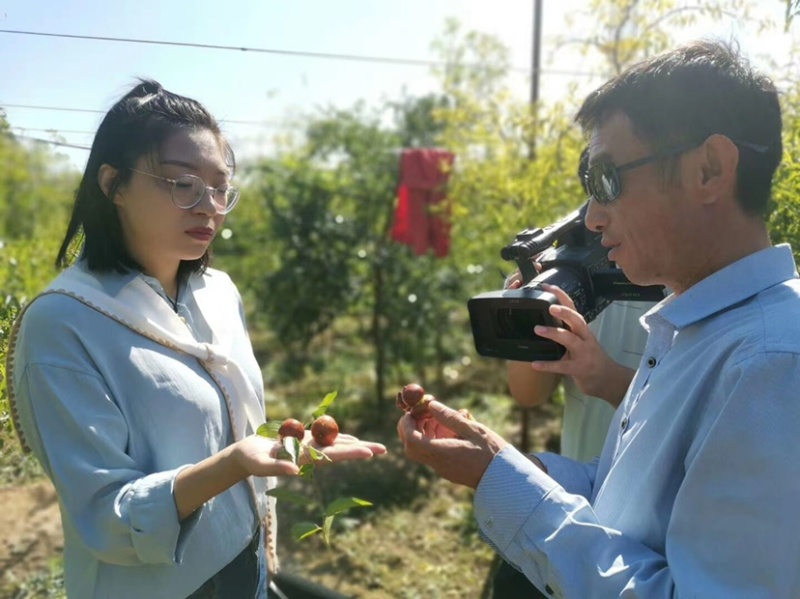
{"left": 520, "top": 0, "right": 544, "bottom": 452}
{"left": 531, "top": 0, "right": 543, "bottom": 109}
{"left": 527, "top": 0, "right": 543, "bottom": 161}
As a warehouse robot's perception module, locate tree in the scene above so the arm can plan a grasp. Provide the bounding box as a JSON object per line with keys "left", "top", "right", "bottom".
{"left": 786, "top": 0, "right": 800, "bottom": 29}
{"left": 431, "top": 0, "right": 772, "bottom": 294}
{"left": 0, "top": 126, "right": 76, "bottom": 241}
{"left": 216, "top": 97, "right": 468, "bottom": 421}
{"left": 557, "top": 0, "right": 760, "bottom": 76}
{"left": 0, "top": 114, "right": 76, "bottom": 455}
{"left": 431, "top": 19, "right": 587, "bottom": 297}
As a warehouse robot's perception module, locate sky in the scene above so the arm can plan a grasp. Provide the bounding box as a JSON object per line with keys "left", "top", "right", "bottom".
{"left": 1, "top": 0, "right": 796, "bottom": 171}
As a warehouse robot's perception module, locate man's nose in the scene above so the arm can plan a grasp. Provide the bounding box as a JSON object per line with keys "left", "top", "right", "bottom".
{"left": 584, "top": 197, "right": 607, "bottom": 232}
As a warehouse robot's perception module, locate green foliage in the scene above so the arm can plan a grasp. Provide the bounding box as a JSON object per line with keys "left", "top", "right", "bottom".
{"left": 232, "top": 157, "right": 359, "bottom": 353}
{"left": 263, "top": 391, "right": 373, "bottom": 545}
{"left": 216, "top": 99, "right": 473, "bottom": 419}
{"left": 312, "top": 391, "right": 338, "bottom": 419}
{"left": 558, "top": 0, "right": 764, "bottom": 76}
{"left": 4, "top": 4, "right": 800, "bottom": 594}
{"left": 1, "top": 559, "right": 66, "bottom": 599}
{"left": 0, "top": 129, "right": 77, "bottom": 241}
{"left": 1, "top": 261, "right": 61, "bottom": 484}
{"left": 785, "top": 0, "right": 800, "bottom": 29}
{"left": 431, "top": 19, "right": 587, "bottom": 295}
{"left": 768, "top": 87, "right": 800, "bottom": 260}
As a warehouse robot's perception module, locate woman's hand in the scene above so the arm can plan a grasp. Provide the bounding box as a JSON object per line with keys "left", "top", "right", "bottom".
{"left": 296, "top": 429, "right": 387, "bottom": 466}
{"left": 231, "top": 435, "right": 302, "bottom": 478}
{"left": 232, "top": 430, "right": 387, "bottom": 477}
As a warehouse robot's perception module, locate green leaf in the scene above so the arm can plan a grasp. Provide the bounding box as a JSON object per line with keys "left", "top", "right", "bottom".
{"left": 299, "top": 464, "right": 315, "bottom": 480}
{"left": 276, "top": 437, "right": 301, "bottom": 464}
{"left": 324, "top": 496, "right": 373, "bottom": 517}
{"left": 292, "top": 522, "right": 322, "bottom": 541}
{"left": 306, "top": 445, "right": 332, "bottom": 462}
{"left": 265, "top": 487, "right": 316, "bottom": 506}
{"left": 256, "top": 421, "right": 281, "bottom": 439}
{"left": 322, "top": 515, "right": 335, "bottom": 545}
{"left": 311, "top": 390, "right": 338, "bottom": 419}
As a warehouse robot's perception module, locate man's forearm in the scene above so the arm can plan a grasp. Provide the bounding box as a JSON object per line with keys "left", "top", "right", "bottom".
{"left": 590, "top": 364, "right": 635, "bottom": 408}
{"left": 507, "top": 361, "right": 561, "bottom": 407}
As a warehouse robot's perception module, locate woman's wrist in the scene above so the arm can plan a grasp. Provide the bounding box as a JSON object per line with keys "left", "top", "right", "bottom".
{"left": 223, "top": 441, "right": 251, "bottom": 484}
{"left": 174, "top": 442, "right": 250, "bottom": 521}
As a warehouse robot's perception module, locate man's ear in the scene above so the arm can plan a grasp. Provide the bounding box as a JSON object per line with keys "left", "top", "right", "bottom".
{"left": 695, "top": 134, "right": 738, "bottom": 205}
{"left": 97, "top": 164, "right": 120, "bottom": 203}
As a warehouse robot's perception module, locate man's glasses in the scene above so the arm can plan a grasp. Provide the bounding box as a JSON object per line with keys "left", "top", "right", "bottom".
{"left": 129, "top": 168, "right": 240, "bottom": 214}
{"left": 584, "top": 139, "right": 769, "bottom": 205}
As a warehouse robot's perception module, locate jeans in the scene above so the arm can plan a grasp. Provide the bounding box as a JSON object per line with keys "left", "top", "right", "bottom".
{"left": 187, "top": 527, "right": 267, "bottom": 599}
{"left": 490, "top": 558, "right": 548, "bottom": 599}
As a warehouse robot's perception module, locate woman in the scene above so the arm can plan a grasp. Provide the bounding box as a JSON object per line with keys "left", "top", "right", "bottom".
{"left": 5, "top": 80, "right": 385, "bottom": 598}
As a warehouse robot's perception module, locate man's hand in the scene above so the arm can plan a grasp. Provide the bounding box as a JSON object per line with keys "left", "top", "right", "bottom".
{"left": 529, "top": 284, "right": 633, "bottom": 407}
{"left": 397, "top": 400, "right": 508, "bottom": 489}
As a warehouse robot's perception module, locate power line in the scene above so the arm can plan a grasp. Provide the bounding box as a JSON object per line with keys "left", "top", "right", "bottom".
{"left": 1, "top": 103, "right": 103, "bottom": 114}
{"left": 0, "top": 102, "right": 288, "bottom": 127}
{"left": 9, "top": 134, "right": 91, "bottom": 150}
{"left": 10, "top": 126, "right": 96, "bottom": 134}
{"left": 0, "top": 28, "right": 598, "bottom": 78}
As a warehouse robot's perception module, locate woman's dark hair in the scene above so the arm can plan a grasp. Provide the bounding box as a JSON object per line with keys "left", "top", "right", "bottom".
{"left": 56, "top": 79, "right": 235, "bottom": 278}
{"left": 576, "top": 40, "right": 782, "bottom": 217}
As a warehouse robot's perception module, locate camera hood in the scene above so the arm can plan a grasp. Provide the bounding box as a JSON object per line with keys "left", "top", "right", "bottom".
{"left": 467, "top": 287, "right": 566, "bottom": 362}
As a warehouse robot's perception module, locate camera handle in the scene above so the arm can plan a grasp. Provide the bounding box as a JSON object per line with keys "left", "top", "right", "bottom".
{"left": 500, "top": 203, "right": 589, "bottom": 283}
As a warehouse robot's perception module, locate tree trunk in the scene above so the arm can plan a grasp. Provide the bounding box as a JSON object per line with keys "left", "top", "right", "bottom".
{"left": 371, "top": 259, "right": 386, "bottom": 422}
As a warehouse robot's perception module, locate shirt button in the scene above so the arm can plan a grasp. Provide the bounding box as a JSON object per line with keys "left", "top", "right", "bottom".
{"left": 647, "top": 357, "right": 657, "bottom": 368}
{"left": 621, "top": 416, "right": 629, "bottom": 431}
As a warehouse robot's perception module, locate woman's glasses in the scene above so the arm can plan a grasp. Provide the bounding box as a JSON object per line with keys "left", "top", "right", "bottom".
{"left": 583, "top": 139, "right": 768, "bottom": 205}
{"left": 129, "top": 169, "right": 240, "bottom": 214}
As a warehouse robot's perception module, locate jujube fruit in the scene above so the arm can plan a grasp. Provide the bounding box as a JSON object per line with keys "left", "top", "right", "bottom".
{"left": 278, "top": 418, "right": 306, "bottom": 441}
{"left": 311, "top": 414, "right": 339, "bottom": 446}
{"left": 401, "top": 383, "right": 425, "bottom": 408}
{"left": 409, "top": 394, "right": 434, "bottom": 420}
{"left": 396, "top": 383, "right": 437, "bottom": 420}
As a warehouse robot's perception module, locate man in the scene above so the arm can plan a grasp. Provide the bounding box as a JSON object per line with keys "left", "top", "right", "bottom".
{"left": 505, "top": 148, "right": 656, "bottom": 459}
{"left": 399, "top": 40, "right": 800, "bottom": 597}
{"left": 494, "top": 150, "right": 656, "bottom": 599}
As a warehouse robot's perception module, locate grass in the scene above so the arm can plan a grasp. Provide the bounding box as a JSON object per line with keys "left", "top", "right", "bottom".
{"left": 274, "top": 451, "right": 497, "bottom": 598}
{"left": 1, "top": 559, "right": 65, "bottom": 599}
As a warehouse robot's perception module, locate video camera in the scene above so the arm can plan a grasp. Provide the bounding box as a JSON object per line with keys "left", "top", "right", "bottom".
{"left": 467, "top": 201, "right": 665, "bottom": 362}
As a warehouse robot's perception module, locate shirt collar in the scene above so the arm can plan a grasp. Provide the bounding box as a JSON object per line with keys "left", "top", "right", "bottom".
{"left": 654, "top": 244, "right": 798, "bottom": 330}
{"left": 139, "top": 273, "right": 181, "bottom": 308}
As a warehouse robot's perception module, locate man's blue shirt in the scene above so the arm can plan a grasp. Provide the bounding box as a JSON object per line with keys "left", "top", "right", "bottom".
{"left": 475, "top": 244, "right": 800, "bottom": 598}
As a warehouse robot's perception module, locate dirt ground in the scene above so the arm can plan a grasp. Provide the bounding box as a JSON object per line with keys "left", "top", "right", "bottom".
{"left": 0, "top": 480, "right": 63, "bottom": 582}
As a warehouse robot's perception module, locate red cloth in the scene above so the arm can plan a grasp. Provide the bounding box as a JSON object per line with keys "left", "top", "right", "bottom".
{"left": 390, "top": 148, "right": 455, "bottom": 258}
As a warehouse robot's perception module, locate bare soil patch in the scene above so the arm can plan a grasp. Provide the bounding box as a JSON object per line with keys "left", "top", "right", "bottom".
{"left": 0, "top": 480, "right": 63, "bottom": 583}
